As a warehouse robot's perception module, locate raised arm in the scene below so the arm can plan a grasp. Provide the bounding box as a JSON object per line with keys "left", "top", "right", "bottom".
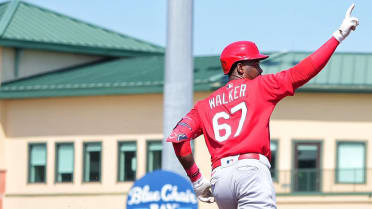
{"left": 260, "top": 4, "right": 359, "bottom": 102}
{"left": 290, "top": 3, "right": 359, "bottom": 89}
{"left": 289, "top": 37, "right": 338, "bottom": 89}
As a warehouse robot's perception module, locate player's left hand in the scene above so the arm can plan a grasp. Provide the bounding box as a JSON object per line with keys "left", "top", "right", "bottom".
{"left": 333, "top": 3, "right": 359, "bottom": 42}
{"left": 192, "top": 176, "right": 215, "bottom": 203}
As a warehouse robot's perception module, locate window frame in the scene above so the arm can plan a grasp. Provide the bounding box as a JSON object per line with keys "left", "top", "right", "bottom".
{"left": 55, "top": 142, "right": 74, "bottom": 183}
{"left": 335, "top": 140, "right": 367, "bottom": 184}
{"left": 28, "top": 143, "right": 47, "bottom": 184}
{"left": 82, "top": 142, "right": 102, "bottom": 183}
{"left": 270, "top": 139, "right": 279, "bottom": 182}
{"left": 117, "top": 141, "right": 137, "bottom": 182}
{"left": 291, "top": 139, "right": 323, "bottom": 194}
{"left": 146, "top": 140, "right": 162, "bottom": 172}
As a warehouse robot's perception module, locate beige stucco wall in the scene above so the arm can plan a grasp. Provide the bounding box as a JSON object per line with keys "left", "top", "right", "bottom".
{"left": 1, "top": 48, "right": 104, "bottom": 82}
{"left": 1, "top": 48, "right": 14, "bottom": 83}
{"left": 5, "top": 195, "right": 127, "bottom": 209}
{"left": 6, "top": 92, "right": 371, "bottom": 138}
{"left": 277, "top": 195, "right": 372, "bottom": 209}
{"left": 5, "top": 94, "right": 164, "bottom": 137}
{"left": 0, "top": 101, "right": 6, "bottom": 171}
{"left": 3, "top": 94, "right": 166, "bottom": 209}
{"left": 270, "top": 120, "right": 372, "bottom": 193}
{"left": 5, "top": 135, "right": 161, "bottom": 194}
{"left": 270, "top": 93, "right": 372, "bottom": 194}
{"left": 2, "top": 92, "right": 372, "bottom": 209}
{"left": 5, "top": 195, "right": 372, "bottom": 209}
{"left": 272, "top": 92, "right": 372, "bottom": 122}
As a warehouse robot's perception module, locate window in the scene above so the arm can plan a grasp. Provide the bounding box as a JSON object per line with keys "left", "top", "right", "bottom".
{"left": 336, "top": 142, "right": 366, "bottom": 184}
{"left": 270, "top": 140, "right": 278, "bottom": 181}
{"left": 83, "top": 142, "right": 101, "bottom": 182}
{"left": 293, "top": 142, "right": 321, "bottom": 192}
{"left": 118, "top": 142, "right": 137, "bottom": 181}
{"left": 147, "top": 141, "right": 162, "bottom": 172}
{"left": 28, "top": 143, "right": 47, "bottom": 183}
{"left": 55, "top": 143, "right": 74, "bottom": 183}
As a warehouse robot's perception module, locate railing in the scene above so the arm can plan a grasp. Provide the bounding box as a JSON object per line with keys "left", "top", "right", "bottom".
{"left": 271, "top": 168, "right": 372, "bottom": 194}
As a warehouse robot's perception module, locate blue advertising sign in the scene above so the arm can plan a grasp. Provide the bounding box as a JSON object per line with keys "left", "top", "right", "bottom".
{"left": 126, "top": 170, "right": 198, "bottom": 209}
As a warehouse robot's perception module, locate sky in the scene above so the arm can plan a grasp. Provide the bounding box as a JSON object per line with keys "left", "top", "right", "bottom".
{"left": 1, "top": 0, "right": 371, "bottom": 55}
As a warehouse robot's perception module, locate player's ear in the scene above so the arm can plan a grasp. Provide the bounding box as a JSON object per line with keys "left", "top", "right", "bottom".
{"left": 236, "top": 63, "right": 244, "bottom": 75}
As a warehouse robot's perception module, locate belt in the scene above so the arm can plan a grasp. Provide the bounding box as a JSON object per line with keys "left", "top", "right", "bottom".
{"left": 212, "top": 153, "right": 260, "bottom": 169}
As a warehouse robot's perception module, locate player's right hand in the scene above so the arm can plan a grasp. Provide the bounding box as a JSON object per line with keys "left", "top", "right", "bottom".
{"left": 192, "top": 176, "right": 215, "bottom": 203}
{"left": 333, "top": 3, "right": 359, "bottom": 42}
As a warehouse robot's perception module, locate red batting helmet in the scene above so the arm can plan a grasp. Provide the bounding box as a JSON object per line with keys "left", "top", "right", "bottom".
{"left": 220, "top": 41, "right": 269, "bottom": 74}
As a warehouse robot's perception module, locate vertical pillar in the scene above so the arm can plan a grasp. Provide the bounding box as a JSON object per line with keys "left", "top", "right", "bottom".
{"left": 162, "top": 0, "right": 194, "bottom": 176}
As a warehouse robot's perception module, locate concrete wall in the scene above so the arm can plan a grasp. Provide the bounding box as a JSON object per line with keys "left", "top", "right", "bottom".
{"left": 1, "top": 48, "right": 104, "bottom": 82}
{"left": 2, "top": 92, "right": 372, "bottom": 209}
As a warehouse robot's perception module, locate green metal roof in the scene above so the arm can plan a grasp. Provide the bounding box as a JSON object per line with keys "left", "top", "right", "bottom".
{"left": 0, "top": 0, "right": 164, "bottom": 56}
{"left": 263, "top": 51, "right": 372, "bottom": 91}
{"left": 1, "top": 52, "right": 372, "bottom": 99}
{"left": 0, "top": 3, "right": 8, "bottom": 20}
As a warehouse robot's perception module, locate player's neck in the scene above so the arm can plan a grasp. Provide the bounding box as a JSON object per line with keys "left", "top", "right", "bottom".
{"left": 229, "top": 74, "right": 244, "bottom": 81}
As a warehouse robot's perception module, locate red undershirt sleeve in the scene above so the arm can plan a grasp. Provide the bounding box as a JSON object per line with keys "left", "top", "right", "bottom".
{"left": 166, "top": 106, "right": 202, "bottom": 156}
{"left": 172, "top": 141, "right": 192, "bottom": 157}
{"left": 166, "top": 107, "right": 202, "bottom": 143}
{"left": 289, "top": 37, "right": 340, "bottom": 89}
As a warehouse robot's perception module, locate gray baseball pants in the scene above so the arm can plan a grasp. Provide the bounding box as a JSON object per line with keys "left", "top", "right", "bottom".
{"left": 210, "top": 154, "right": 276, "bottom": 209}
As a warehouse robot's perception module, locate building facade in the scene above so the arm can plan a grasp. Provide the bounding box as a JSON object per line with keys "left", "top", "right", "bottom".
{"left": 1, "top": 92, "right": 372, "bottom": 209}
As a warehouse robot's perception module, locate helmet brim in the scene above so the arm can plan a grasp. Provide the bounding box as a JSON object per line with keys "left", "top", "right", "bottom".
{"left": 239, "top": 54, "right": 269, "bottom": 62}
{"left": 253, "top": 54, "right": 269, "bottom": 61}
{"left": 223, "top": 54, "right": 270, "bottom": 75}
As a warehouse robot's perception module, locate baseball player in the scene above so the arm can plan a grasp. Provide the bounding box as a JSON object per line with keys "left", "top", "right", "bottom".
{"left": 166, "top": 4, "right": 359, "bottom": 209}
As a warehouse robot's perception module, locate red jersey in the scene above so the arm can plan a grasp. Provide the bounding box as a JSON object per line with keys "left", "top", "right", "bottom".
{"left": 167, "top": 37, "right": 339, "bottom": 166}
{"left": 167, "top": 71, "right": 294, "bottom": 164}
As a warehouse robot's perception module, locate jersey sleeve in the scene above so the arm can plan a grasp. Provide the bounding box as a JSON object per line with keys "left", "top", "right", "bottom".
{"left": 289, "top": 37, "right": 339, "bottom": 89}
{"left": 259, "top": 70, "right": 295, "bottom": 103}
{"left": 166, "top": 107, "right": 203, "bottom": 143}
{"left": 259, "top": 37, "right": 339, "bottom": 103}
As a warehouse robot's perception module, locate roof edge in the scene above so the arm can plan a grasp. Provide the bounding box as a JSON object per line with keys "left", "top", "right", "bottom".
{"left": 2, "top": 78, "right": 372, "bottom": 93}
{"left": 0, "top": 39, "right": 164, "bottom": 56}
{"left": 297, "top": 84, "right": 372, "bottom": 93}
{"left": 194, "top": 51, "right": 372, "bottom": 58}
{"left": 2, "top": 84, "right": 372, "bottom": 100}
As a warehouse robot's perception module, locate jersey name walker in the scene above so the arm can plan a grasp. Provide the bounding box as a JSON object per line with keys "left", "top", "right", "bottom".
{"left": 208, "top": 83, "right": 247, "bottom": 109}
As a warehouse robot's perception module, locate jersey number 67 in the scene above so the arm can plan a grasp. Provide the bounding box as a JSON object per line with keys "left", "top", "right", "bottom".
{"left": 212, "top": 102, "right": 247, "bottom": 142}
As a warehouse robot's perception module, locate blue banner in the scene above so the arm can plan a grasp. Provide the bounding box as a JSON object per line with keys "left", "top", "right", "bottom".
{"left": 127, "top": 170, "right": 198, "bottom": 209}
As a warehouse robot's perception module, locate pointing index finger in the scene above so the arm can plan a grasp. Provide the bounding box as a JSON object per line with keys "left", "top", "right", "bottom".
{"left": 345, "top": 3, "right": 355, "bottom": 18}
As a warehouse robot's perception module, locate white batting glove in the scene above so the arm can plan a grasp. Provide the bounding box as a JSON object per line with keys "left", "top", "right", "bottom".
{"left": 333, "top": 3, "right": 359, "bottom": 42}
{"left": 192, "top": 176, "right": 215, "bottom": 203}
